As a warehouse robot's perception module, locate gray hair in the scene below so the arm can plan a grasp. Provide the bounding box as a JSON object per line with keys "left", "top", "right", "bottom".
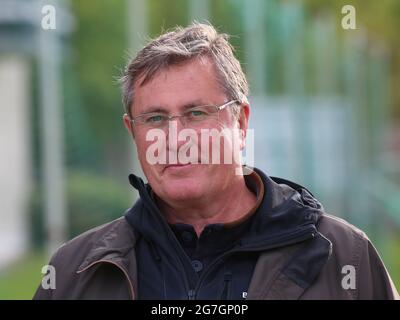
{"left": 120, "top": 22, "right": 249, "bottom": 117}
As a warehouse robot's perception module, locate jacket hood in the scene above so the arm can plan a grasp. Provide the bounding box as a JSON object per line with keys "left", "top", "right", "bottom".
{"left": 125, "top": 167, "right": 325, "bottom": 252}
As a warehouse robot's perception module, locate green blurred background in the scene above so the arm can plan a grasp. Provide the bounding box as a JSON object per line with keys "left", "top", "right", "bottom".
{"left": 0, "top": 0, "right": 399, "bottom": 299}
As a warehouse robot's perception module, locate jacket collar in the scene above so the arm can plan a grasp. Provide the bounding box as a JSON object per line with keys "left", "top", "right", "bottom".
{"left": 125, "top": 167, "right": 324, "bottom": 249}
{"left": 126, "top": 167, "right": 332, "bottom": 300}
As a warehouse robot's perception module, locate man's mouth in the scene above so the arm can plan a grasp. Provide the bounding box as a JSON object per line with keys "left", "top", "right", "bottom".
{"left": 163, "top": 163, "right": 194, "bottom": 172}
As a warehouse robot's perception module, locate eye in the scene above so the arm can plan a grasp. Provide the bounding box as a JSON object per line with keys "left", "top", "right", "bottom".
{"left": 145, "top": 114, "right": 165, "bottom": 123}
{"left": 190, "top": 110, "right": 206, "bottom": 117}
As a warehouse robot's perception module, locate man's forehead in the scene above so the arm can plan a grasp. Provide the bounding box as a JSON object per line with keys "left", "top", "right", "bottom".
{"left": 132, "top": 57, "right": 225, "bottom": 113}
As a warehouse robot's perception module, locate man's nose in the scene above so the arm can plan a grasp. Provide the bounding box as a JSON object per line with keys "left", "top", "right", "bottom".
{"left": 166, "top": 118, "right": 198, "bottom": 151}
{"left": 166, "top": 118, "right": 185, "bottom": 149}
{"left": 169, "top": 115, "right": 187, "bottom": 128}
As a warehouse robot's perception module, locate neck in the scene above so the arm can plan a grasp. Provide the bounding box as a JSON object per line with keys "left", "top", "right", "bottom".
{"left": 155, "top": 175, "right": 257, "bottom": 236}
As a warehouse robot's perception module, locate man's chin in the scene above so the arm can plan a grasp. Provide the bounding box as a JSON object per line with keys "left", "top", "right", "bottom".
{"left": 149, "top": 164, "right": 210, "bottom": 200}
{"left": 161, "top": 179, "right": 205, "bottom": 201}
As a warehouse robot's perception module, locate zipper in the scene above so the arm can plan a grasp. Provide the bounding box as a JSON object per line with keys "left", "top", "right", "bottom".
{"left": 188, "top": 289, "right": 196, "bottom": 300}
{"left": 220, "top": 272, "right": 232, "bottom": 300}
{"left": 77, "top": 259, "right": 135, "bottom": 300}
{"left": 136, "top": 184, "right": 195, "bottom": 297}
{"left": 189, "top": 227, "right": 316, "bottom": 300}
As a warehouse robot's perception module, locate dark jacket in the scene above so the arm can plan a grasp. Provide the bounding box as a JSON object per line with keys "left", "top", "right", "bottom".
{"left": 33, "top": 168, "right": 399, "bottom": 300}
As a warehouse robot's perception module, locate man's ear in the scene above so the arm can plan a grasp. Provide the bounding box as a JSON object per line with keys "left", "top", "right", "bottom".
{"left": 123, "top": 113, "right": 135, "bottom": 139}
{"left": 237, "top": 103, "right": 250, "bottom": 150}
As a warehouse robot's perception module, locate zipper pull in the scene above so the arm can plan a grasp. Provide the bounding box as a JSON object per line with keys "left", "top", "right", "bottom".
{"left": 188, "top": 289, "right": 196, "bottom": 300}
{"left": 220, "top": 272, "right": 232, "bottom": 300}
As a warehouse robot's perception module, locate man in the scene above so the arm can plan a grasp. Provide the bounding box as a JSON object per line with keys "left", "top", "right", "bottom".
{"left": 34, "top": 23, "right": 398, "bottom": 300}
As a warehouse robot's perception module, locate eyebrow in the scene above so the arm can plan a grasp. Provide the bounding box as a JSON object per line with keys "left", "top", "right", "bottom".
{"left": 141, "top": 100, "right": 210, "bottom": 114}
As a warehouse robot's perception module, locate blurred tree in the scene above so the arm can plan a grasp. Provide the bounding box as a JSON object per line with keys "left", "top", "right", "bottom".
{"left": 148, "top": 0, "right": 188, "bottom": 36}
{"left": 70, "top": 0, "right": 127, "bottom": 169}
{"left": 303, "top": 0, "right": 400, "bottom": 118}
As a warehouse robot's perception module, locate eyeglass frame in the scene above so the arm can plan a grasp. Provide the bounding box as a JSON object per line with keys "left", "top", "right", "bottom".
{"left": 128, "top": 99, "right": 240, "bottom": 128}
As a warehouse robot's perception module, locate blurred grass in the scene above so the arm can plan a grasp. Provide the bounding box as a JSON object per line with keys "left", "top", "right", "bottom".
{"left": 379, "top": 235, "right": 400, "bottom": 291}
{"left": 0, "top": 252, "right": 47, "bottom": 300}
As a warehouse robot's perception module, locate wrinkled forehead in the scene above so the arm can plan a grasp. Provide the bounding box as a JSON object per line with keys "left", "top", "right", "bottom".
{"left": 131, "top": 56, "right": 227, "bottom": 115}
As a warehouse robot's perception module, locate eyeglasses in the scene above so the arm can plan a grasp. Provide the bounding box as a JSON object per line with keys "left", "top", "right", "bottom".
{"left": 129, "top": 100, "right": 239, "bottom": 129}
